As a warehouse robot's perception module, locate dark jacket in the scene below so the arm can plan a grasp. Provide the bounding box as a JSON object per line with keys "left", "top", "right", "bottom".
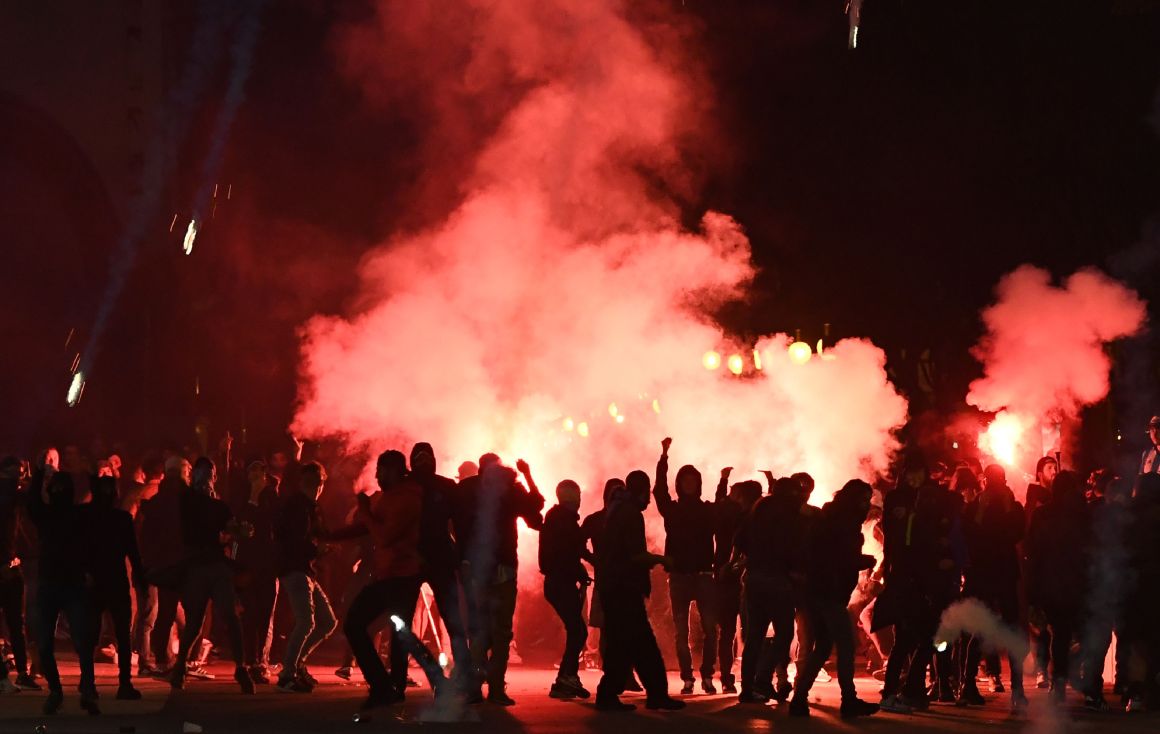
{"left": 807, "top": 491, "right": 874, "bottom": 604}
{"left": 81, "top": 503, "right": 143, "bottom": 588}
{"left": 0, "top": 478, "right": 20, "bottom": 565}
{"left": 462, "top": 466, "right": 544, "bottom": 571}
{"left": 180, "top": 490, "right": 234, "bottom": 565}
{"left": 136, "top": 476, "right": 186, "bottom": 579}
{"left": 653, "top": 456, "right": 716, "bottom": 574}
{"left": 413, "top": 471, "right": 460, "bottom": 574}
{"left": 232, "top": 483, "right": 280, "bottom": 576}
{"left": 26, "top": 472, "right": 88, "bottom": 586}
{"left": 961, "top": 484, "right": 1025, "bottom": 593}
{"left": 735, "top": 485, "right": 809, "bottom": 579}
{"left": 595, "top": 498, "right": 650, "bottom": 597}
{"left": 275, "top": 490, "right": 325, "bottom": 577}
{"left": 881, "top": 481, "right": 966, "bottom": 598}
{"left": 1025, "top": 480, "right": 1091, "bottom": 612}
{"left": 539, "top": 504, "right": 591, "bottom": 581}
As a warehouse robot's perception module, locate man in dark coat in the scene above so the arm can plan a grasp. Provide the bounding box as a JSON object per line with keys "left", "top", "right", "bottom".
{"left": 540, "top": 479, "right": 593, "bottom": 700}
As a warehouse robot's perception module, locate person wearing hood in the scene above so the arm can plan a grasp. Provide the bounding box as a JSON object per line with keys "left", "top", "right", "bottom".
{"left": 408, "top": 442, "right": 471, "bottom": 691}
{"left": 540, "top": 479, "right": 593, "bottom": 700}
{"left": 594, "top": 468, "right": 683, "bottom": 713}
{"left": 26, "top": 470, "right": 99, "bottom": 714}
{"left": 652, "top": 437, "right": 720, "bottom": 694}
{"left": 713, "top": 473, "right": 761, "bottom": 695}
{"left": 0, "top": 456, "right": 37, "bottom": 692}
{"left": 169, "top": 458, "right": 252, "bottom": 694}
{"left": 790, "top": 480, "right": 880, "bottom": 719}
{"left": 1026, "top": 470, "right": 1092, "bottom": 703}
{"left": 82, "top": 475, "right": 145, "bottom": 700}
{"left": 959, "top": 464, "right": 1027, "bottom": 710}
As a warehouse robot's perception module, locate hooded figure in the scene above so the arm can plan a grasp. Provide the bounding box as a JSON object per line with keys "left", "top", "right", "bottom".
{"left": 81, "top": 476, "right": 144, "bottom": 699}
{"left": 0, "top": 456, "right": 35, "bottom": 690}
{"left": 540, "top": 479, "right": 594, "bottom": 700}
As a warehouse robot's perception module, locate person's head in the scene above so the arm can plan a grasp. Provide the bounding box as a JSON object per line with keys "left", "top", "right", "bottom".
{"left": 790, "top": 472, "right": 815, "bottom": 503}
{"left": 190, "top": 457, "right": 216, "bottom": 495}
{"left": 732, "top": 480, "right": 763, "bottom": 512}
{"left": 982, "top": 464, "right": 1007, "bottom": 490}
{"left": 247, "top": 460, "right": 268, "bottom": 489}
{"left": 165, "top": 456, "right": 193, "bottom": 485}
{"left": 832, "top": 479, "right": 874, "bottom": 522}
{"left": 478, "top": 453, "right": 501, "bottom": 473}
{"left": 1149, "top": 416, "right": 1160, "bottom": 446}
{"left": 270, "top": 450, "right": 289, "bottom": 477}
{"left": 602, "top": 478, "right": 625, "bottom": 507}
{"left": 1035, "top": 456, "right": 1059, "bottom": 487}
{"left": 901, "top": 456, "right": 928, "bottom": 490}
{"left": 457, "top": 461, "right": 478, "bottom": 482}
{"left": 555, "top": 479, "right": 581, "bottom": 511}
{"left": 771, "top": 476, "right": 803, "bottom": 504}
{"left": 141, "top": 456, "right": 165, "bottom": 483}
{"left": 92, "top": 475, "right": 119, "bottom": 509}
{"left": 1087, "top": 468, "right": 1114, "bottom": 497}
{"left": 39, "top": 447, "right": 60, "bottom": 472}
{"left": 949, "top": 467, "right": 981, "bottom": 502}
{"left": 1051, "top": 469, "right": 1084, "bottom": 507}
{"left": 625, "top": 470, "right": 651, "bottom": 509}
{"left": 106, "top": 454, "right": 122, "bottom": 478}
{"left": 930, "top": 462, "right": 949, "bottom": 484}
{"left": 675, "top": 464, "right": 702, "bottom": 500}
{"left": 47, "top": 471, "right": 75, "bottom": 507}
{"left": 376, "top": 450, "right": 407, "bottom": 491}
{"left": 410, "top": 442, "right": 436, "bottom": 477}
{"left": 300, "top": 461, "right": 327, "bottom": 500}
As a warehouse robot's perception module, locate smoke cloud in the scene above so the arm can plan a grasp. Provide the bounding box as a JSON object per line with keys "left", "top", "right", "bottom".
{"left": 293, "top": 0, "right": 907, "bottom": 564}
{"left": 967, "top": 266, "right": 1146, "bottom": 472}
{"left": 935, "top": 598, "right": 1030, "bottom": 660}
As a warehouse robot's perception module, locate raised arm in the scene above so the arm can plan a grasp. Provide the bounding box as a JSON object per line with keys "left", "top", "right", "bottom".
{"left": 515, "top": 460, "right": 546, "bottom": 530}
{"left": 715, "top": 467, "right": 732, "bottom": 503}
{"left": 653, "top": 437, "right": 674, "bottom": 517}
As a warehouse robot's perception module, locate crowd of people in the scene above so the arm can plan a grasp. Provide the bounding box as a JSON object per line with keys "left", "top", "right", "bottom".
{"left": 2, "top": 419, "right": 1160, "bottom": 720}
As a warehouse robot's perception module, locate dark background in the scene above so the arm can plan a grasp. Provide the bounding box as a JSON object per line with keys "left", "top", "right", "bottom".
{"left": 2, "top": 0, "right": 1159, "bottom": 473}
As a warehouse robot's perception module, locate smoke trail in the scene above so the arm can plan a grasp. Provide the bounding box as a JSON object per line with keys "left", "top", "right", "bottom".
{"left": 934, "top": 598, "right": 1029, "bottom": 659}
{"left": 73, "top": 0, "right": 233, "bottom": 402}
{"left": 967, "top": 266, "right": 1146, "bottom": 478}
{"left": 184, "top": 0, "right": 266, "bottom": 256}
{"left": 294, "top": 0, "right": 907, "bottom": 574}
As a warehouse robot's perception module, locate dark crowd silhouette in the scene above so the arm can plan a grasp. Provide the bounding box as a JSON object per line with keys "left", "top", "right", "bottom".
{"left": 3, "top": 420, "right": 1160, "bottom": 720}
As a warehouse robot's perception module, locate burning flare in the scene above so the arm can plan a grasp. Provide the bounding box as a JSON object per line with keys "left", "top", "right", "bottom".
{"left": 183, "top": 218, "right": 199, "bottom": 255}
{"left": 66, "top": 371, "right": 85, "bottom": 407}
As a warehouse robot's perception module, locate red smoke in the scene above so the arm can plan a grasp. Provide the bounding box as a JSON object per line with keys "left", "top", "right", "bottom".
{"left": 294, "top": 0, "right": 907, "bottom": 571}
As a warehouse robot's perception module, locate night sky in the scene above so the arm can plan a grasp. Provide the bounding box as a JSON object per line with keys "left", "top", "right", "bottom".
{"left": 3, "top": 0, "right": 1159, "bottom": 463}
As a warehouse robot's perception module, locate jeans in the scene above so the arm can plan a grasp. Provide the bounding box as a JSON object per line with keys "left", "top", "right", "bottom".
{"left": 467, "top": 572, "right": 517, "bottom": 689}
{"left": 596, "top": 585, "right": 668, "bottom": 701}
{"left": 424, "top": 566, "right": 472, "bottom": 684}
{"left": 150, "top": 586, "right": 184, "bottom": 670}
{"left": 544, "top": 574, "right": 588, "bottom": 677}
{"left": 343, "top": 576, "right": 422, "bottom": 695}
{"left": 0, "top": 572, "right": 29, "bottom": 676}
{"left": 280, "top": 572, "right": 337, "bottom": 677}
{"left": 668, "top": 571, "right": 718, "bottom": 681}
{"left": 175, "top": 561, "right": 244, "bottom": 671}
{"left": 794, "top": 595, "right": 857, "bottom": 701}
{"left": 132, "top": 584, "right": 158, "bottom": 670}
{"left": 741, "top": 571, "right": 795, "bottom": 694}
{"left": 37, "top": 581, "right": 95, "bottom": 694}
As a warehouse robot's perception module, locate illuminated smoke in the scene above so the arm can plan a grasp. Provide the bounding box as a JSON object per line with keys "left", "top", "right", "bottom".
{"left": 294, "top": 0, "right": 907, "bottom": 564}
{"left": 968, "top": 266, "right": 1146, "bottom": 472}
{"left": 934, "top": 598, "right": 1029, "bottom": 660}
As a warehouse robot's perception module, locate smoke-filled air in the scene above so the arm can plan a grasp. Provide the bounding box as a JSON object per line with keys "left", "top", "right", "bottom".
{"left": 292, "top": 0, "right": 908, "bottom": 531}
{"left": 967, "top": 266, "right": 1146, "bottom": 481}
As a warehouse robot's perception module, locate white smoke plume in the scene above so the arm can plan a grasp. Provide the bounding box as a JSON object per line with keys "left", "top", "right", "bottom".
{"left": 293, "top": 0, "right": 907, "bottom": 569}
{"left": 935, "top": 598, "right": 1030, "bottom": 660}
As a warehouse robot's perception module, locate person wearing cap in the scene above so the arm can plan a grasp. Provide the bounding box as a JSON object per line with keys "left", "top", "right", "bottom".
{"left": 1139, "top": 417, "right": 1160, "bottom": 475}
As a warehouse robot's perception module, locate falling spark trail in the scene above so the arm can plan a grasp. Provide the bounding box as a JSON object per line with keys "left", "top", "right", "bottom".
{"left": 67, "top": 371, "right": 85, "bottom": 407}
{"left": 183, "top": 219, "right": 199, "bottom": 255}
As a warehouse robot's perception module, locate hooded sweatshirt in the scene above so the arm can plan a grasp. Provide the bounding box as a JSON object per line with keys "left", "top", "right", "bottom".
{"left": 409, "top": 443, "right": 459, "bottom": 574}
{"left": 652, "top": 455, "right": 716, "bottom": 574}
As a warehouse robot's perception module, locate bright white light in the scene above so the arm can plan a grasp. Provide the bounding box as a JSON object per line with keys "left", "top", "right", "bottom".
{"left": 935, "top": 640, "right": 948, "bottom": 653}
{"left": 183, "top": 218, "right": 199, "bottom": 255}
{"left": 608, "top": 402, "right": 618, "bottom": 418}
{"left": 727, "top": 354, "right": 744, "bottom": 375}
{"left": 390, "top": 615, "right": 405, "bottom": 632}
{"left": 562, "top": 417, "right": 574, "bottom": 432}
{"left": 752, "top": 349, "right": 763, "bottom": 371}
{"left": 438, "top": 653, "right": 449, "bottom": 669}
{"left": 577, "top": 422, "right": 589, "bottom": 438}
{"left": 788, "top": 341, "right": 813, "bottom": 365}
{"left": 67, "top": 371, "right": 85, "bottom": 407}
{"left": 702, "top": 350, "right": 721, "bottom": 370}
{"left": 614, "top": 414, "right": 625, "bottom": 424}
{"left": 652, "top": 398, "right": 661, "bottom": 414}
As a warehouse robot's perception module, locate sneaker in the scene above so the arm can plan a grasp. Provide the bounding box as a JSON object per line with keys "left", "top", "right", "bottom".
{"left": 680, "top": 679, "right": 695, "bottom": 695}
{"left": 186, "top": 664, "right": 215, "bottom": 681}
{"left": 903, "top": 693, "right": 930, "bottom": 711}
{"left": 1011, "top": 690, "right": 1029, "bottom": 712}
{"left": 334, "top": 666, "right": 352, "bottom": 681}
{"left": 137, "top": 664, "right": 163, "bottom": 679}
{"left": 623, "top": 676, "right": 643, "bottom": 693}
{"left": 871, "top": 667, "right": 887, "bottom": 681}
{"left": 44, "top": 689, "right": 63, "bottom": 714}
{"left": 1084, "top": 694, "right": 1109, "bottom": 712}
{"left": 361, "top": 687, "right": 404, "bottom": 710}
{"left": 248, "top": 665, "right": 270, "bottom": 685}
{"left": 989, "top": 675, "right": 1005, "bottom": 694}
{"left": 97, "top": 644, "right": 117, "bottom": 662}
{"left": 0, "top": 678, "right": 19, "bottom": 694}
{"left": 80, "top": 688, "right": 101, "bottom": 715}
{"left": 561, "top": 674, "right": 590, "bottom": 699}
{"left": 276, "top": 675, "right": 310, "bottom": 693}
{"left": 788, "top": 698, "right": 810, "bottom": 717}
{"left": 15, "top": 673, "right": 40, "bottom": 691}
{"left": 595, "top": 695, "right": 636, "bottom": 712}
{"left": 406, "top": 675, "right": 420, "bottom": 688}
{"left": 487, "top": 688, "right": 516, "bottom": 706}
{"left": 841, "top": 698, "right": 880, "bottom": 718}
{"left": 116, "top": 683, "right": 142, "bottom": 700}
{"left": 1036, "top": 671, "right": 1050, "bottom": 689}
{"left": 235, "top": 667, "right": 255, "bottom": 695}
{"left": 466, "top": 687, "right": 485, "bottom": 705}
{"left": 738, "top": 689, "right": 770, "bottom": 704}
{"left": 549, "top": 681, "right": 578, "bottom": 700}
{"left": 956, "top": 686, "right": 985, "bottom": 707}
{"left": 721, "top": 678, "right": 738, "bottom": 695}
{"left": 298, "top": 668, "right": 319, "bottom": 689}
{"left": 879, "top": 694, "right": 912, "bottom": 714}
{"left": 772, "top": 683, "right": 793, "bottom": 703}
{"left": 645, "top": 696, "right": 685, "bottom": 711}
{"left": 701, "top": 679, "right": 717, "bottom": 695}
{"left": 816, "top": 667, "right": 832, "bottom": 683}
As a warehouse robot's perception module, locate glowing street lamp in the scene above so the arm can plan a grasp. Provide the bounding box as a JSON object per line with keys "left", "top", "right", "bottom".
{"left": 788, "top": 340, "right": 813, "bottom": 365}
{"left": 752, "top": 349, "right": 763, "bottom": 371}
{"left": 727, "top": 354, "right": 744, "bottom": 375}
{"left": 702, "top": 350, "right": 722, "bottom": 370}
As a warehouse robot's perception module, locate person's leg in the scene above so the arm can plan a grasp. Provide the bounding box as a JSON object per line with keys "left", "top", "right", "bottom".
{"left": 133, "top": 584, "right": 158, "bottom": 673}
{"left": 765, "top": 595, "right": 796, "bottom": 694}
{"left": 109, "top": 587, "right": 134, "bottom": 684}
{"left": 1050, "top": 612, "right": 1073, "bottom": 694}
{"left": 716, "top": 578, "right": 740, "bottom": 687}
{"left": 626, "top": 592, "right": 669, "bottom": 700}
{"left": 545, "top": 576, "right": 587, "bottom": 678}
{"left": 465, "top": 569, "right": 490, "bottom": 686}
{"left": 695, "top": 573, "right": 718, "bottom": 683}
{"left": 428, "top": 568, "right": 471, "bottom": 684}
{"left": 386, "top": 577, "right": 423, "bottom": 695}
{"left": 486, "top": 578, "right": 517, "bottom": 692}
{"left": 207, "top": 564, "right": 245, "bottom": 667}
{"left": 902, "top": 609, "right": 937, "bottom": 700}
{"left": 595, "top": 588, "right": 631, "bottom": 702}
{"left": 1, "top": 575, "right": 29, "bottom": 676}
{"left": 151, "top": 587, "right": 179, "bottom": 671}
{"left": 173, "top": 570, "right": 211, "bottom": 679}
{"left": 343, "top": 580, "right": 392, "bottom": 695}
{"left": 298, "top": 579, "right": 337, "bottom": 667}
{"left": 62, "top": 585, "right": 97, "bottom": 694}
{"left": 36, "top": 585, "right": 63, "bottom": 693}
{"left": 827, "top": 601, "right": 858, "bottom": 701}
{"left": 278, "top": 573, "right": 316, "bottom": 681}
{"left": 667, "top": 573, "right": 694, "bottom": 684}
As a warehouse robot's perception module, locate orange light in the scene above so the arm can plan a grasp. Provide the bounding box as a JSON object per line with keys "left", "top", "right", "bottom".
{"left": 727, "top": 354, "right": 744, "bottom": 375}
{"left": 608, "top": 402, "right": 618, "bottom": 418}
{"left": 577, "top": 422, "right": 589, "bottom": 438}
{"left": 703, "top": 350, "right": 722, "bottom": 370}
{"left": 788, "top": 341, "right": 813, "bottom": 365}
{"left": 753, "top": 349, "right": 763, "bottom": 370}
{"left": 652, "top": 398, "right": 661, "bottom": 414}
{"left": 562, "top": 417, "right": 574, "bottom": 432}
{"left": 979, "top": 412, "right": 1026, "bottom": 467}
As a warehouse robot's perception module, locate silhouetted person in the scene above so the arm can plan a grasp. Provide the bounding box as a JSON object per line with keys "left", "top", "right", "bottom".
{"left": 343, "top": 450, "right": 425, "bottom": 709}
{"left": 169, "top": 458, "right": 251, "bottom": 694}
{"left": 232, "top": 459, "right": 280, "bottom": 684}
{"left": 1023, "top": 455, "right": 1057, "bottom": 689}
{"left": 540, "top": 479, "right": 593, "bottom": 700}
{"left": 1139, "top": 416, "right": 1160, "bottom": 475}
{"left": 138, "top": 457, "right": 190, "bottom": 675}
{"left": 652, "top": 437, "right": 719, "bottom": 694}
{"left": 83, "top": 475, "right": 144, "bottom": 700}
{"left": 713, "top": 472, "right": 761, "bottom": 695}
{"left": 1122, "top": 473, "right": 1160, "bottom": 711}
{"left": 790, "top": 479, "right": 880, "bottom": 719}
{"left": 1026, "top": 470, "right": 1091, "bottom": 703}
{"left": 594, "top": 468, "right": 683, "bottom": 713}
{"left": 274, "top": 461, "right": 337, "bottom": 692}
{"left": 0, "top": 456, "right": 36, "bottom": 691}
{"left": 28, "top": 471, "right": 98, "bottom": 714}
{"left": 408, "top": 442, "right": 471, "bottom": 690}
{"left": 959, "top": 464, "right": 1026, "bottom": 710}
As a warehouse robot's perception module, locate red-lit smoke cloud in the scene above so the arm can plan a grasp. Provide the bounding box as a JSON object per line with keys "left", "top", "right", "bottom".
{"left": 294, "top": 1, "right": 907, "bottom": 548}
{"left": 968, "top": 266, "right": 1146, "bottom": 472}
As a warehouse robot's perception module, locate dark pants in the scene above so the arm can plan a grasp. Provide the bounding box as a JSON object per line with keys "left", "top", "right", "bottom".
{"left": 884, "top": 605, "right": 939, "bottom": 700}
{"left": 794, "top": 595, "right": 857, "bottom": 701}
{"left": 467, "top": 574, "right": 517, "bottom": 689}
{"left": 596, "top": 586, "right": 667, "bottom": 700}
{"left": 1043, "top": 604, "right": 1080, "bottom": 691}
{"left": 150, "top": 586, "right": 182, "bottom": 669}
{"left": 544, "top": 574, "right": 588, "bottom": 678}
{"left": 741, "top": 571, "right": 795, "bottom": 695}
{"left": 0, "top": 572, "right": 29, "bottom": 676}
{"left": 240, "top": 574, "right": 278, "bottom": 668}
{"left": 174, "top": 561, "right": 243, "bottom": 671}
{"left": 961, "top": 586, "right": 1024, "bottom": 694}
{"left": 90, "top": 581, "right": 133, "bottom": 683}
{"left": 132, "top": 584, "right": 158, "bottom": 671}
{"left": 423, "top": 566, "right": 472, "bottom": 683}
{"left": 668, "top": 572, "right": 717, "bottom": 682}
{"left": 716, "top": 576, "right": 742, "bottom": 684}
{"left": 37, "top": 581, "right": 95, "bottom": 694}
{"left": 343, "top": 576, "right": 422, "bottom": 696}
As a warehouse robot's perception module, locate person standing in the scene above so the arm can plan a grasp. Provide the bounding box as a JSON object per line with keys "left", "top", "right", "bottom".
{"left": 0, "top": 456, "right": 37, "bottom": 691}
{"left": 540, "top": 479, "right": 593, "bottom": 700}
{"left": 233, "top": 460, "right": 280, "bottom": 684}
{"left": 713, "top": 472, "right": 761, "bottom": 695}
{"left": 1139, "top": 416, "right": 1160, "bottom": 475}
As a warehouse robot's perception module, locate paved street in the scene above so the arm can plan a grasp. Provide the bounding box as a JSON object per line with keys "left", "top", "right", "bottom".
{"left": 0, "top": 660, "right": 1153, "bottom": 734}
